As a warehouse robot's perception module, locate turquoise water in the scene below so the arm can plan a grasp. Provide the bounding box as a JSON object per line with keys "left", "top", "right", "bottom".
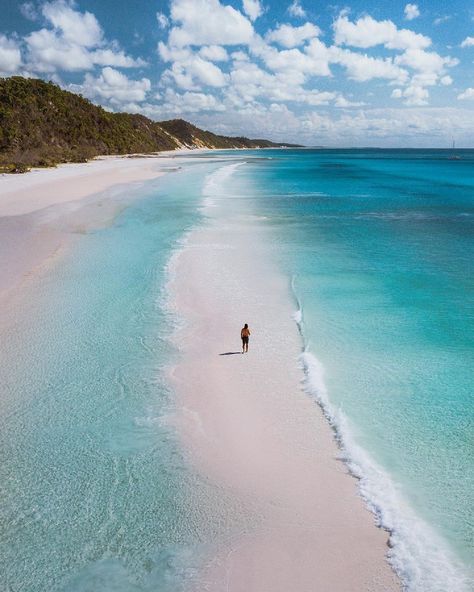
{"left": 1, "top": 151, "right": 473, "bottom": 591}
{"left": 0, "top": 162, "right": 241, "bottom": 592}
{"left": 233, "top": 149, "right": 474, "bottom": 590}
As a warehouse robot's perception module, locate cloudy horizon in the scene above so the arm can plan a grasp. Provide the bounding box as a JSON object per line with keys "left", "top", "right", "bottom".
{"left": 1, "top": 0, "right": 474, "bottom": 147}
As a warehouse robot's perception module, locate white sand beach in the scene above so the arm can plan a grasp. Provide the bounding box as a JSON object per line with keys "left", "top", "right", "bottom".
{"left": 168, "top": 165, "right": 401, "bottom": 591}
{"left": 0, "top": 156, "right": 170, "bottom": 217}
{"left": 0, "top": 155, "right": 174, "bottom": 300}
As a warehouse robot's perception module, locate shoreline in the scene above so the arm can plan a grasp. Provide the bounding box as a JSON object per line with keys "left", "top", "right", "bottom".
{"left": 0, "top": 150, "right": 207, "bottom": 302}
{"left": 0, "top": 149, "right": 202, "bottom": 218}
{"left": 167, "top": 163, "right": 400, "bottom": 591}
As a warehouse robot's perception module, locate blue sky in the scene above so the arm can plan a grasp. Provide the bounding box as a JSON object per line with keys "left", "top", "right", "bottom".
{"left": 1, "top": 0, "right": 473, "bottom": 146}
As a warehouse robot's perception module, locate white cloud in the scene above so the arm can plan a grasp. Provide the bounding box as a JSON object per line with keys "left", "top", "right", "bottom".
{"left": 334, "top": 95, "right": 365, "bottom": 108}
{"left": 333, "top": 13, "right": 431, "bottom": 50}
{"left": 395, "top": 48, "right": 458, "bottom": 76}
{"left": 404, "top": 4, "right": 420, "bottom": 21}
{"left": 199, "top": 45, "right": 229, "bottom": 61}
{"left": 191, "top": 105, "right": 474, "bottom": 148}
{"left": 228, "top": 58, "right": 335, "bottom": 105}
{"left": 160, "top": 44, "right": 228, "bottom": 89}
{"left": 24, "top": 0, "right": 145, "bottom": 73}
{"left": 461, "top": 36, "right": 474, "bottom": 48}
{"left": 168, "top": 0, "right": 254, "bottom": 47}
{"left": 157, "top": 12, "right": 169, "bottom": 29}
{"left": 242, "top": 0, "right": 263, "bottom": 22}
{"left": 288, "top": 1, "right": 306, "bottom": 18}
{"left": 391, "top": 85, "right": 429, "bottom": 105}
{"left": 26, "top": 29, "right": 93, "bottom": 71}
{"left": 162, "top": 88, "right": 225, "bottom": 113}
{"left": 265, "top": 23, "right": 320, "bottom": 48}
{"left": 42, "top": 0, "right": 103, "bottom": 47}
{"left": 249, "top": 34, "right": 331, "bottom": 77}
{"left": 330, "top": 46, "right": 408, "bottom": 83}
{"left": 75, "top": 67, "right": 151, "bottom": 105}
{"left": 259, "top": 41, "right": 331, "bottom": 77}
{"left": 231, "top": 50, "right": 249, "bottom": 61}
{"left": 0, "top": 34, "right": 22, "bottom": 74}
{"left": 457, "top": 88, "right": 474, "bottom": 100}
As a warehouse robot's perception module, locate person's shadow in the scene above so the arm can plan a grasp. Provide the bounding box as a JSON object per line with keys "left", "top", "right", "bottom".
{"left": 219, "top": 351, "right": 242, "bottom": 356}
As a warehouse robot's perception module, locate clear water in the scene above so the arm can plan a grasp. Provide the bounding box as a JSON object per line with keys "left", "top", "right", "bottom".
{"left": 0, "top": 162, "right": 243, "bottom": 592}
{"left": 232, "top": 149, "right": 474, "bottom": 590}
{"left": 1, "top": 150, "right": 473, "bottom": 592}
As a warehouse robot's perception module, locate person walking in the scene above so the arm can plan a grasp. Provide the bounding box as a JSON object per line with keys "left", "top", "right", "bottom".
{"left": 241, "top": 323, "right": 250, "bottom": 353}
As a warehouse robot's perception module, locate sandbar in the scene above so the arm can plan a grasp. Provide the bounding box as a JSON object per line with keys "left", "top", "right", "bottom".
{"left": 168, "top": 165, "right": 401, "bottom": 591}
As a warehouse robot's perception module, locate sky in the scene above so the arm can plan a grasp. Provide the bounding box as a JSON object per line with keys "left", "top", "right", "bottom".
{"left": 1, "top": 0, "right": 474, "bottom": 146}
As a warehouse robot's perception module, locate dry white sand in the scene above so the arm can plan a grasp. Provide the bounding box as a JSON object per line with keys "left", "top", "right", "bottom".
{"left": 168, "top": 166, "right": 401, "bottom": 591}
{"left": 0, "top": 156, "right": 169, "bottom": 217}
{"left": 0, "top": 153, "right": 189, "bottom": 299}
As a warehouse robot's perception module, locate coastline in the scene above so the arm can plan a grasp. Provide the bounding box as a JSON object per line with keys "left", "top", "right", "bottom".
{"left": 167, "top": 163, "right": 401, "bottom": 591}
{"left": 0, "top": 151, "right": 204, "bottom": 301}
{"left": 0, "top": 150, "right": 198, "bottom": 218}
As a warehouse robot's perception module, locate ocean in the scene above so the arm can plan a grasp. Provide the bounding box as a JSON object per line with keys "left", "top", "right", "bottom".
{"left": 0, "top": 150, "right": 472, "bottom": 591}
{"left": 236, "top": 148, "right": 474, "bottom": 590}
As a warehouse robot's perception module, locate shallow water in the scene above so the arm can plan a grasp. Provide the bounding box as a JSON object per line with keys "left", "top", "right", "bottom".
{"left": 0, "top": 162, "right": 242, "bottom": 592}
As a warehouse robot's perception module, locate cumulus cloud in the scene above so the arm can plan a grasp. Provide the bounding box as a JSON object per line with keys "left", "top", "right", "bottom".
{"left": 159, "top": 43, "right": 228, "bottom": 89}
{"left": 24, "top": 0, "right": 145, "bottom": 73}
{"left": 457, "top": 88, "right": 474, "bottom": 100}
{"left": 394, "top": 48, "right": 457, "bottom": 79}
{"left": 168, "top": 0, "right": 254, "bottom": 47}
{"left": 242, "top": 0, "right": 263, "bottom": 22}
{"left": 227, "top": 57, "right": 336, "bottom": 106}
{"left": 330, "top": 46, "right": 408, "bottom": 83}
{"left": 391, "top": 85, "right": 429, "bottom": 106}
{"left": 0, "top": 34, "right": 23, "bottom": 74}
{"left": 288, "top": 1, "right": 306, "bottom": 18}
{"left": 404, "top": 4, "right": 420, "bottom": 21}
{"left": 334, "top": 95, "right": 365, "bottom": 108}
{"left": 461, "top": 36, "right": 474, "bottom": 48}
{"left": 199, "top": 45, "right": 229, "bottom": 62}
{"left": 74, "top": 67, "right": 151, "bottom": 105}
{"left": 331, "top": 11, "right": 457, "bottom": 99}
{"left": 265, "top": 23, "right": 320, "bottom": 48}
{"left": 333, "top": 13, "right": 431, "bottom": 50}
{"left": 256, "top": 40, "right": 331, "bottom": 77}
{"left": 42, "top": 0, "right": 102, "bottom": 47}
{"left": 145, "top": 88, "right": 227, "bottom": 115}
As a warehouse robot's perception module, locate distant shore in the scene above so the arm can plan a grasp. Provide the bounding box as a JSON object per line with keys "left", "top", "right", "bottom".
{"left": 0, "top": 149, "right": 206, "bottom": 217}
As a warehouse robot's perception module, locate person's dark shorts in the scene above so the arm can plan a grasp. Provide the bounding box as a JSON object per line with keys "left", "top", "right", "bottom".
{"left": 242, "top": 336, "right": 249, "bottom": 345}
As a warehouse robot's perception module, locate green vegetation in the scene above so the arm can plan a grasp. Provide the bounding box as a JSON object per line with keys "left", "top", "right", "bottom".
{"left": 0, "top": 77, "right": 298, "bottom": 171}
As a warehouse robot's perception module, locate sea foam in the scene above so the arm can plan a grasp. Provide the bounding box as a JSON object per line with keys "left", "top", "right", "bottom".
{"left": 294, "top": 319, "right": 471, "bottom": 592}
